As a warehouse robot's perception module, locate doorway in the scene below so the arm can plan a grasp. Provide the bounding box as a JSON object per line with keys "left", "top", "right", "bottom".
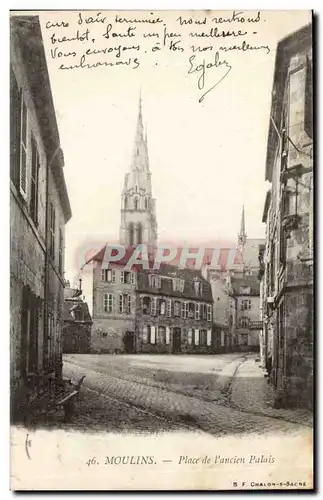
{"left": 172, "top": 328, "right": 181, "bottom": 353}
{"left": 124, "top": 331, "right": 135, "bottom": 354}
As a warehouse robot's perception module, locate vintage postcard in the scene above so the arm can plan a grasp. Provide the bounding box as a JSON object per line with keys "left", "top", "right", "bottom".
{"left": 10, "top": 9, "right": 314, "bottom": 491}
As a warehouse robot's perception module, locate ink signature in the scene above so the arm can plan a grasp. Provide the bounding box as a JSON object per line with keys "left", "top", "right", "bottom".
{"left": 188, "top": 53, "right": 232, "bottom": 103}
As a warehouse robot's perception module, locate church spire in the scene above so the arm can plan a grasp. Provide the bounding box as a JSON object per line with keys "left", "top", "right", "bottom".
{"left": 238, "top": 205, "right": 247, "bottom": 247}
{"left": 119, "top": 93, "right": 157, "bottom": 248}
{"left": 126, "top": 91, "right": 151, "bottom": 193}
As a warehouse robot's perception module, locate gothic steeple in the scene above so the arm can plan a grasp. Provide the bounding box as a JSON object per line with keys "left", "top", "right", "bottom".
{"left": 238, "top": 205, "right": 247, "bottom": 247}
{"left": 119, "top": 94, "right": 157, "bottom": 248}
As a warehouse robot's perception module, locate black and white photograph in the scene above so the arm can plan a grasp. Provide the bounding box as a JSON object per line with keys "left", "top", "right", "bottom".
{"left": 9, "top": 9, "right": 314, "bottom": 491}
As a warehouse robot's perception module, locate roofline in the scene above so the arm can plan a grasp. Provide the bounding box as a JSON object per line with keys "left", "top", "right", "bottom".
{"left": 10, "top": 15, "right": 72, "bottom": 223}
{"left": 265, "top": 22, "right": 312, "bottom": 182}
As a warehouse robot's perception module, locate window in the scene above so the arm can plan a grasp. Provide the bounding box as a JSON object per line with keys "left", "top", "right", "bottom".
{"left": 142, "top": 296, "right": 151, "bottom": 314}
{"left": 166, "top": 327, "right": 170, "bottom": 345}
{"left": 159, "top": 300, "right": 166, "bottom": 315}
{"left": 112, "top": 270, "right": 117, "bottom": 283}
{"left": 119, "top": 294, "right": 131, "bottom": 314}
{"left": 134, "top": 198, "right": 139, "bottom": 210}
{"left": 137, "top": 223, "right": 143, "bottom": 244}
{"left": 74, "top": 308, "right": 84, "bottom": 321}
{"left": 240, "top": 333, "right": 249, "bottom": 346}
{"left": 158, "top": 326, "right": 166, "bottom": 344}
{"left": 10, "top": 66, "right": 22, "bottom": 190}
{"left": 126, "top": 271, "right": 134, "bottom": 284}
{"left": 239, "top": 286, "right": 250, "bottom": 295}
{"left": 104, "top": 293, "right": 113, "bottom": 313}
{"left": 145, "top": 197, "right": 149, "bottom": 210}
{"left": 49, "top": 202, "right": 55, "bottom": 260}
{"left": 188, "top": 302, "right": 195, "bottom": 319}
{"left": 240, "top": 317, "right": 249, "bottom": 328}
{"left": 30, "top": 135, "right": 39, "bottom": 225}
{"left": 241, "top": 299, "right": 251, "bottom": 311}
{"left": 142, "top": 325, "right": 149, "bottom": 344}
{"left": 194, "top": 328, "right": 199, "bottom": 346}
{"left": 121, "top": 271, "right": 133, "bottom": 284}
{"left": 20, "top": 92, "right": 28, "bottom": 197}
{"left": 202, "top": 304, "right": 207, "bottom": 320}
{"left": 187, "top": 328, "right": 193, "bottom": 345}
{"left": 207, "top": 330, "right": 212, "bottom": 346}
{"left": 174, "top": 301, "right": 180, "bottom": 317}
{"left": 173, "top": 277, "right": 185, "bottom": 292}
{"left": 58, "top": 229, "right": 64, "bottom": 276}
{"left": 181, "top": 302, "right": 187, "bottom": 319}
{"left": 149, "top": 274, "right": 161, "bottom": 288}
{"left": 128, "top": 223, "right": 134, "bottom": 246}
{"left": 151, "top": 297, "right": 157, "bottom": 315}
{"left": 270, "top": 242, "right": 276, "bottom": 292}
{"left": 166, "top": 298, "right": 172, "bottom": 317}
{"left": 101, "top": 269, "right": 113, "bottom": 282}
{"left": 195, "top": 303, "right": 200, "bottom": 320}
{"left": 207, "top": 304, "right": 212, "bottom": 322}
{"left": 200, "top": 330, "right": 207, "bottom": 345}
{"left": 194, "top": 280, "right": 202, "bottom": 295}
{"left": 150, "top": 326, "right": 156, "bottom": 344}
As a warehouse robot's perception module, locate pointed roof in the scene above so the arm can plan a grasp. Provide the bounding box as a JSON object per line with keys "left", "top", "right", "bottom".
{"left": 124, "top": 93, "right": 151, "bottom": 194}
{"left": 238, "top": 205, "right": 247, "bottom": 246}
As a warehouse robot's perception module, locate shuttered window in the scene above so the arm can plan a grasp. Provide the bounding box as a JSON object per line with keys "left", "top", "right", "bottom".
{"left": 166, "top": 327, "right": 170, "bottom": 345}
{"left": 30, "top": 135, "right": 39, "bottom": 225}
{"left": 10, "top": 66, "right": 21, "bottom": 190}
{"left": 19, "top": 93, "right": 28, "bottom": 197}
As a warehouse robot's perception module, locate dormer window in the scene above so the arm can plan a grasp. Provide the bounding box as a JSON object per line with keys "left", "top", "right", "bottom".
{"left": 149, "top": 274, "right": 161, "bottom": 289}
{"left": 173, "top": 277, "right": 185, "bottom": 292}
{"left": 194, "top": 280, "right": 202, "bottom": 295}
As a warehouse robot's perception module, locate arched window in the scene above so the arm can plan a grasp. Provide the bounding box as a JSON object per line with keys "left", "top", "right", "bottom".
{"left": 137, "top": 223, "right": 143, "bottom": 245}
{"left": 134, "top": 197, "right": 139, "bottom": 210}
{"left": 124, "top": 196, "right": 128, "bottom": 209}
{"left": 128, "top": 223, "right": 134, "bottom": 246}
{"left": 145, "top": 197, "right": 149, "bottom": 210}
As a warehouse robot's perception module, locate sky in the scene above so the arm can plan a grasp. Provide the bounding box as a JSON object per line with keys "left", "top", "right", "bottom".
{"left": 35, "top": 10, "right": 311, "bottom": 308}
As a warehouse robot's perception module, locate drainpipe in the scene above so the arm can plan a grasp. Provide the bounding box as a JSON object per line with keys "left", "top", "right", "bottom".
{"left": 43, "top": 146, "right": 63, "bottom": 376}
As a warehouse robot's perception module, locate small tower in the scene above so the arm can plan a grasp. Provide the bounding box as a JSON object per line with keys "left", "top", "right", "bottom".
{"left": 119, "top": 94, "right": 157, "bottom": 247}
{"left": 237, "top": 205, "right": 247, "bottom": 248}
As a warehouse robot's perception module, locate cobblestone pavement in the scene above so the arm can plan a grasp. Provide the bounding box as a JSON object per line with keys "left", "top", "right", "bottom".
{"left": 63, "top": 353, "right": 313, "bottom": 436}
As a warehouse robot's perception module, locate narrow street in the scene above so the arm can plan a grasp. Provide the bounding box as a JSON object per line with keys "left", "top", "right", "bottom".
{"left": 62, "top": 353, "right": 312, "bottom": 436}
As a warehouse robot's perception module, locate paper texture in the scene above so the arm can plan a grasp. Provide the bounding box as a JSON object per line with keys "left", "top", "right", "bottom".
{"left": 10, "top": 9, "right": 314, "bottom": 491}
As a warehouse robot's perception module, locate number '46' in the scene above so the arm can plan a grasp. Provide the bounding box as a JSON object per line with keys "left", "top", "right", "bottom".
{"left": 86, "top": 457, "right": 97, "bottom": 467}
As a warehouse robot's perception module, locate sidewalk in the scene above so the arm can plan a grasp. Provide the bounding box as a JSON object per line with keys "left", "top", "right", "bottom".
{"left": 230, "top": 357, "right": 313, "bottom": 426}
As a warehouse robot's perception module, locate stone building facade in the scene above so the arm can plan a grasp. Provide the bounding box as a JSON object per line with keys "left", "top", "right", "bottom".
{"left": 260, "top": 23, "right": 313, "bottom": 409}
{"left": 91, "top": 251, "right": 213, "bottom": 354}
{"left": 229, "top": 276, "right": 261, "bottom": 351}
{"left": 91, "top": 254, "right": 137, "bottom": 354}
{"left": 135, "top": 266, "right": 213, "bottom": 354}
{"left": 202, "top": 207, "right": 264, "bottom": 352}
{"left": 10, "top": 16, "right": 72, "bottom": 419}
